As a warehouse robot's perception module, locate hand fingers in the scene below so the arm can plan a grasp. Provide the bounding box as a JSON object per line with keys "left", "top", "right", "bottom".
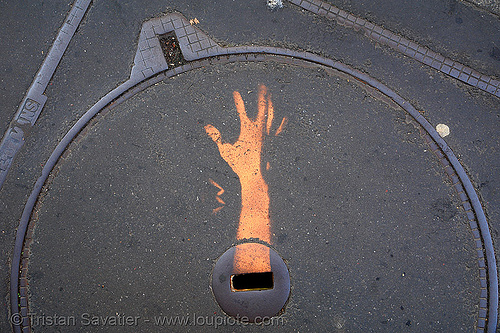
{"left": 257, "top": 85, "right": 267, "bottom": 125}
{"left": 204, "top": 124, "right": 222, "bottom": 143}
{"left": 266, "top": 92, "right": 274, "bottom": 135}
{"left": 233, "top": 91, "right": 248, "bottom": 125}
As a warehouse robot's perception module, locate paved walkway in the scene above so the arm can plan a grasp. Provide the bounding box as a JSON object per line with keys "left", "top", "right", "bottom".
{"left": 1, "top": 1, "right": 499, "bottom": 332}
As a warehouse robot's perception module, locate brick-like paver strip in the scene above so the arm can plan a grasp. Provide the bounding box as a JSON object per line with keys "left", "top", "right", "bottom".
{"left": 287, "top": 0, "right": 500, "bottom": 100}
{"left": 423, "top": 131, "right": 490, "bottom": 332}
{"left": 0, "top": 0, "right": 92, "bottom": 190}
{"left": 11, "top": 12, "right": 498, "bottom": 333}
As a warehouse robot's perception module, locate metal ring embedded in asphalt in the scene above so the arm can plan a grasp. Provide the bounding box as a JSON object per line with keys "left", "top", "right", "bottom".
{"left": 10, "top": 49, "right": 498, "bottom": 332}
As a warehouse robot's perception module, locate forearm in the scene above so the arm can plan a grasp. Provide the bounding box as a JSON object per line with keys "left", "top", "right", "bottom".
{"left": 237, "top": 175, "right": 271, "bottom": 243}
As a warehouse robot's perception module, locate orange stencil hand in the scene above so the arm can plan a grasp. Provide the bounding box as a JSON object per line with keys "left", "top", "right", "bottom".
{"left": 204, "top": 85, "right": 274, "bottom": 244}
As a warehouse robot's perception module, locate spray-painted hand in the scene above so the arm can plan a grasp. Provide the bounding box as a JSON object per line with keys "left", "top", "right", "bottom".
{"left": 204, "top": 85, "right": 286, "bottom": 272}
{"left": 204, "top": 85, "right": 273, "bottom": 181}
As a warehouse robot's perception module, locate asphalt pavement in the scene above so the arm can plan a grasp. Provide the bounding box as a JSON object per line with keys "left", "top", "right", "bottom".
{"left": 1, "top": 1, "right": 499, "bottom": 332}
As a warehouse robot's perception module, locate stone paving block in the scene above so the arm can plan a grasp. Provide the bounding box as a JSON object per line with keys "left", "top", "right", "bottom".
{"left": 414, "top": 52, "right": 424, "bottom": 61}
{"left": 472, "top": 229, "right": 481, "bottom": 239}
{"left": 434, "top": 54, "right": 445, "bottom": 63}
{"left": 459, "top": 73, "right": 470, "bottom": 82}
{"left": 467, "top": 77, "right": 479, "bottom": 86}
{"left": 191, "top": 42, "right": 202, "bottom": 52}
{"left": 197, "top": 49, "right": 210, "bottom": 58}
{"left": 172, "top": 18, "right": 184, "bottom": 29}
{"left": 151, "top": 19, "right": 162, "bottom": 35}
{"left": 387, "top": 39, "right": 398, "bottom": 49}
{"left": 450, "top": 68, "right": 460, "bottom": 78}
{"left": 434, "top": 149, "right": 445, "bottom": 159}
{"left": 320, "top": 2, "right": 331, "bottom": 10}
{"left": 477, "top": 250, "right": 485, "bottom": 259}
{"left": 141, "top": 49, "right": 153, "bottom": 61}
{"left": 200, "top": 38, "right": 211, "bottom": 50}
{"left": 390, "top": 34, "right": 401, "bottom": 43}
{"left": 470, "top": 70, "right": 481, "bottom": 79}
{"left": 364, "top": 21, "right": 375, "bottom": 30}
{"left": 479, "top": 74, "right": 491, "bottom": 83}
{"left": 417, "top": 45, "right": 428, "bottom": 54}
{"left": 452, "top": 62, "right": 464, "bottom": 71}
{"left": 373, "top": 25, "right": 383, "bottom": 34}
{"left": 141, "top": 68, "right": 154, "bottom": 78}
{"left": 477, "top": 80, "right": 488, "bottom": 90}
{"left": 329, "top": 6, "right": 339, "bottom": 14}
{"left": 178, "top": 35, "right": 188, "bottom": 46}
{"left": 355, "top": 17, "right": 366, "bottom": 26}
{"left": 470, "top": 219, "right": 478, "bottom": 229}
{"left": 426, "top": 50, "right": 437, "bottom": 59}
{"left": 371, "top": 32, "right": 381, "bottom": 41}
{"left": 423, "top": 56, "right": 433, "bottom": 65}
{"left": 310, "top": 4, "right": 320, "bottom": 13}
{"left": 160, "top": 18, "right": 174, "bottom": 31}
{"left": 450, "top": 173, "right": 459, "bottom": 184}
{"left": 408, "top": 41, "right": 419, "bottom": 51}
{"left": 430, "top": 60, "right": 442, "bottom": 70}
{"left": 301, "top": 2, "right": 312, "bottom": 10}
{"left": 187, "top": 33, "right": 199, "bottom": 44}
{"left": 144, "top": 27, "right": 155, "bottom": 39}
{"left": 326, "top": 11, "right": 337, "bottom": 20}
{"left": 486, "top": 84, "right": 497, "bottom": 93}
{"left": 176, "top": 27, "right": 187, "bottom": 38}
{"left": 444, "top": 58, "right": 454, "bottom": 66}
{"left": 138, "top": 39, "right": 149, "bottom": 51}
{"left": 396, "top": 38, "right": 409, "bottom": 48}
{"left": 397, "top": 44, "right": 407, "bottom": 53}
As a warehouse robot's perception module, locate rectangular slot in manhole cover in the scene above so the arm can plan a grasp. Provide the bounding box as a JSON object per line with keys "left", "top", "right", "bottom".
{"left": 231, "top": 272, "right": 274, "bottom": 292}
{"left": 158, "top": 31, "right": 186, "bottom": 68}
